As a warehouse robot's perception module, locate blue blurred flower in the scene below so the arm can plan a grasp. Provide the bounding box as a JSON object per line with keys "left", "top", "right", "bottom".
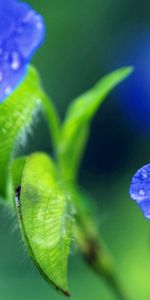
{"left": 105, "top": 26, "right": 150, "bottom": 134}
{"left": 0, "top": 0, "right": 45, "bottom": 101}
{"left": 129, "top": 164, "right": 150, "bottom": 220}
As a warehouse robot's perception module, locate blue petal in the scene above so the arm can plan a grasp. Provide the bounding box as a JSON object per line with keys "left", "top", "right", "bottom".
{"left": 0, "top": 0, "right": 45, "bottom": 101}
{"left": 129, "top": 163, "right": 150, "bottom": 220}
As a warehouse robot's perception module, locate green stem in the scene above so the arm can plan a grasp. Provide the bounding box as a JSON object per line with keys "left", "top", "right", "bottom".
{"left": 67, "top": 185, "right": 129, "bottom": 300}
{"left": 76, "top": 212, "right": 128, "bottom": 300}
{"left": 42, "top": 94, "right": 61, "bottom": 152}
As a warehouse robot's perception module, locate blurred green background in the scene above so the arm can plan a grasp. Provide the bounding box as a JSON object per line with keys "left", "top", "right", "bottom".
{"left": 1, "top": 0, "right": 150, "bottom": 299}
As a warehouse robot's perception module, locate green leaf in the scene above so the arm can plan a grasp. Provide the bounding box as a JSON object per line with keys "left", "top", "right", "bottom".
{"left": 0, "top": 66, "right": 60, "bottom": 198}
{"left": 13, "top": 152, "right": 72, "bottom": 296}
{"left": 58, "top": 67, "right": 133, "bottom": 181}
{"left": 11, "top": 156, "right": 27, "bottom": 189}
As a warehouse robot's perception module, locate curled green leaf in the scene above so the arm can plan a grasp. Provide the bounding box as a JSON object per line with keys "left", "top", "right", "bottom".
{"left": 12, "top": 152, "right": 73, "bottom": 296}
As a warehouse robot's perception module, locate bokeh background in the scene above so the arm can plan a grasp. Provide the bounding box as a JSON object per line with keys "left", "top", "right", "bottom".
{"left": 1, "top": 0, "right": 150, "bottom": 299}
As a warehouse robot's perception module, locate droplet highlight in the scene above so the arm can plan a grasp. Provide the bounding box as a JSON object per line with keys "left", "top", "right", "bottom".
{"left": 139, "top": 189, "right": 145, "bottom": 196}
{"left": 142, "top": 169, "right": 147, "bottom": 178}
{"left": 5, "top": 86, "right": 12, "bottom": 96}
{"left": 11, "top": 52, "right": 20, "bottom": 70}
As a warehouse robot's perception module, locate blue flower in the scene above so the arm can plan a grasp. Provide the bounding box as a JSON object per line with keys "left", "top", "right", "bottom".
{"left": 0, "top": 0, "right": 45, "bottom": 101}
{"left": 129, "top": 164, "right": 150, "bottom": 220}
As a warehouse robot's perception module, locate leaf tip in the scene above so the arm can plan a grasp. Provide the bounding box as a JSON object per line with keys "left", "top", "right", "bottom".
{"left": 121, "top": 65, "right": 134, "bottom": 78}
{"left": 63, "top": 290, "right": 71, "bottom": 297}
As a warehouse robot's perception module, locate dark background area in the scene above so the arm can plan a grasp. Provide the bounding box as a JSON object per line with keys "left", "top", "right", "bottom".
{"left": 1, "top": 0, "right": 150, "bottom": 299}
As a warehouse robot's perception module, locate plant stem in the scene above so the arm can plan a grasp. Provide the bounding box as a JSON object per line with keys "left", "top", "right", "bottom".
{"left": 76, "top": 214, "right": 128, "bottom": 300}
{"left": 68, "top": 185, "right": 129, "bottom": 300}
{"left": 42, "top": 94, "right": 61, "bottom": 152}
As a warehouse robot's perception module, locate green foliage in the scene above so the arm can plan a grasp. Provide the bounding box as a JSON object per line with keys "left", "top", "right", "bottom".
{"left": 11, "top": 156, "right": 27, "bottom": 188}
{"left": 0, "top": 67, "right": 41, "bottom": 197}
{"left": 12, "top": 153, "right": 72, "bottom": 296}
{"left": 0, "top": 66, "right": 60, "bottom": 198}
{"left": 0, "top": 65, "right": 133, "bottom": 297}
{"left": 58, "top": 67, "right": 133, "bottom": 180}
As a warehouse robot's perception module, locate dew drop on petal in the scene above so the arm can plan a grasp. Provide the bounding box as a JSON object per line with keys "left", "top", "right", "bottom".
{"left": 22, "top": 11, "right": 35, "bottom": 23}
{"left": 36, "top": 21, "right": 43, "bottom": 30}
{"left": 35, "top": 15, "right": 43, "bottom": 30}
{"left": 139, "top": 189, "right": 145, "bottom": 196}
{"left": 5, "top": 86, "right": 12, "bottom": 96}
{"left": 142, "top": 169, "right": 147, "bottom": 178}
{"left": 11, "top": 52, "right": 20, "bottom": 70}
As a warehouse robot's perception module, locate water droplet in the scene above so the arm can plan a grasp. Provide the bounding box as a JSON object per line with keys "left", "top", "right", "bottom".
{"left": 35, "top": 16, "right": 43, "bottom": 30}
{"left": 139, "top": 189, "right": 145, "bottom": 196}
{"left": 36, "top": 21, "right": 43, "bottom": 30}
{"left": 23, "top": 11, "right": 34, "bottom": 23}
{"left": 5, "top": 86, "right": 12, "bottom": 96}
{"left": 142, "top": 169, "right": 148, "bottom": 178}
{"left": 11, "top": 52, "right": 20, "bottom": 70}
{"left": 130, "top": 193, "right": 136, "bottom": 199}
{"left": 0, "top": 71, "right": 3, "bottom": 83}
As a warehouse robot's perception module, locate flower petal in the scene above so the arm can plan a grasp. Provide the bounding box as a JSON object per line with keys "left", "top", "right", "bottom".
{"left": 129, "top": 163, "right": 150, "bottom": 219}
{"left": 0, "top": 0, "right": 45, "bottom": 101}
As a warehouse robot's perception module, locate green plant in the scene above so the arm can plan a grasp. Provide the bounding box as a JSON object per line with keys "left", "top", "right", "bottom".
{"left": 0, "top": 64, "right": 133, "bottom": 298}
